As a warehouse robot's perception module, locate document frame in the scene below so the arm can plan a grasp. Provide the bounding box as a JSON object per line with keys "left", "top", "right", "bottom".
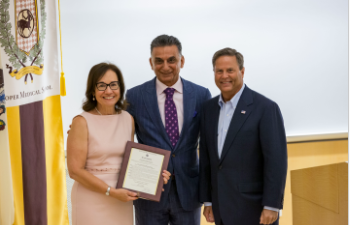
{"left": 116, "top": 141, "right": 171, "bottom": 202}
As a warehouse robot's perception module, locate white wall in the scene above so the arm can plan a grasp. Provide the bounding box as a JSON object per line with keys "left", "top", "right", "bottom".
{"left": 60, "top": 0, "right": 348, "bottom": 144}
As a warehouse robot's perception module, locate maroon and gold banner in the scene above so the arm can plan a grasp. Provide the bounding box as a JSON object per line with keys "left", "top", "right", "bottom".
{"left": 7, "top": 96, "right": 69, "bottom": 225}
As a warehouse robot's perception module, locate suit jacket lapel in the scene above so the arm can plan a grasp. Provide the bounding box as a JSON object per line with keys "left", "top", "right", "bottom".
{"left": 174, "top": 78, "right": 194, "bottom": 153}
{"left": 209, "top": 96, "right": 221, "bottom": 162}
{"left": 142, "top": 78, "right": 172, "bottom": 148}
{"left": 219, "top": 87, "right": 254, "bottom": 164}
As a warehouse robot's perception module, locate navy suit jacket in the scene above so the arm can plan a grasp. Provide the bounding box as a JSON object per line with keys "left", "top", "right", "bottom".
{"left": 126, "top": 77, "right": 211, "bottom": 211}
{"left": 199, "top": 86, "right": 287, "bottom": 224}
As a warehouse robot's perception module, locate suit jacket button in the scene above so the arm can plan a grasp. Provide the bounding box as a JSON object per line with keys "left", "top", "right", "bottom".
{"left": 172, "top": 154, "right": 176, "bottom": 157}
{"left": 219, "top": 165, "right": 222, "bottom": 170}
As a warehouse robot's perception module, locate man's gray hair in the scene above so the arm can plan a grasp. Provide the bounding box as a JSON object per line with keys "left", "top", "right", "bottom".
{"left": 151, "top": 35, "right": 182, "bottom": 55}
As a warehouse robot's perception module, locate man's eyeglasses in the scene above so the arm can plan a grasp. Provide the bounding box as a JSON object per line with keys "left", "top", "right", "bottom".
{"left": 96, "top": 81, "right": 120, "bottom": 91}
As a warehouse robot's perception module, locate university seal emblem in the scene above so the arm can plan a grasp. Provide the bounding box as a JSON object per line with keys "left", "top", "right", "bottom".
{"left": 0, "top": 0, "right": 46, "bottom": 84}
{"left": 17, "top": 9, "right": 35, "bottom": 38}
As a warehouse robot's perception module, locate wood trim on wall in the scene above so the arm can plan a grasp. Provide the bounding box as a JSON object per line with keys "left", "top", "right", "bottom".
{"left": 287, "top": 132, "right": 348, "bottom": 143}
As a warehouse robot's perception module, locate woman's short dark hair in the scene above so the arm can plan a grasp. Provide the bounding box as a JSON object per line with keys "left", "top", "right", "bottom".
{"left": 212, "top": 48, "right": 244, "bottom": 70}
{"left": 82, "top": 63, "right": 127, "bottom": 113}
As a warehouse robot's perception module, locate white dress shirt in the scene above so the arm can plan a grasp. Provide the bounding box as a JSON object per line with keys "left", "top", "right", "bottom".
{"left": 217, "top": 84, "right": 245, "bottom": 158}
{"left": 156, "top": 77, "right": 184, "bottom": 133}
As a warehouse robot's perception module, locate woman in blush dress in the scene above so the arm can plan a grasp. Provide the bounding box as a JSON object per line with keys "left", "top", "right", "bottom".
{"left": 67, "top": 63, "right": 170, "bottom": 225}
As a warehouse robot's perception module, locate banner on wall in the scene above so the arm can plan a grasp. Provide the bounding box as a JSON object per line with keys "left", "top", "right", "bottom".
{"left": 0, "top": 0, "right": 69, "bottom": 224}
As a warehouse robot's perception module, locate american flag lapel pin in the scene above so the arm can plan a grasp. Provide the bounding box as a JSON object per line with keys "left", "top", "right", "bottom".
{"left": 241, "top": 110, "right": 246, "bottom": 114}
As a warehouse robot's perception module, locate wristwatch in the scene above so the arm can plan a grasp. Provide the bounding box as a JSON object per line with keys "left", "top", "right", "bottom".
{"left": 105, "top": 186, "right": 111, "bottom": 196}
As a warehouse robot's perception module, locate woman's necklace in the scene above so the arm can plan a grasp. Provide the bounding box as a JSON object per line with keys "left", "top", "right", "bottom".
{"left": 95, "top": 107, "right": 103, "bottom": 115}
{"left": 95, "top": 107, "right": 117, "bottom": 115}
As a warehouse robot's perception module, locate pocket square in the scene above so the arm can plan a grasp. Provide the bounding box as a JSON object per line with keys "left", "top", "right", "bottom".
{"left": 193, "top": 111, "right": 198, "bottom": 117}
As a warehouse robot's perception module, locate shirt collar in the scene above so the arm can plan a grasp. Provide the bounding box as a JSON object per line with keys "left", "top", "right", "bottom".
{"left": 218, "top": 83, "right": 246, "bottom": 108}
{"left": 156, "top": 77, "right": 183, "bottom": 96}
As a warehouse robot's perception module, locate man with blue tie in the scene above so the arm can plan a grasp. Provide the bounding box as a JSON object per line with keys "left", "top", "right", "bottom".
{"left": 199, "top": 48, "right": 287, "bottom": 225}
{"left": 126, "top": 35, "right": 211, "bottom": 225}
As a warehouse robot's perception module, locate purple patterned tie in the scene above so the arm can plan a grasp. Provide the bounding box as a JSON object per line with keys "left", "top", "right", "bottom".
{"left": 164, "top": 88, "right": 179, "bottom": 147}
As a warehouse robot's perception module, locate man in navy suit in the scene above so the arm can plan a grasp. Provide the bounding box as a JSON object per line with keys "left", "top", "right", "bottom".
{"left": 126, "top": 35, "right": 211, "bottom": 225}
{"left": 199, "top": 48, "right": 287, "bottom": 225}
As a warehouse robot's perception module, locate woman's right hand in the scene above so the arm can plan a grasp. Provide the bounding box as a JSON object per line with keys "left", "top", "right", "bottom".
{"left": 112, "top": 188, "right": 138, "bottom": 202}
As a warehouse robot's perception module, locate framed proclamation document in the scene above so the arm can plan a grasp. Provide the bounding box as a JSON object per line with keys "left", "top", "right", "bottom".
{"left": 116, "top": 141, "right": 171, "bottom": 202}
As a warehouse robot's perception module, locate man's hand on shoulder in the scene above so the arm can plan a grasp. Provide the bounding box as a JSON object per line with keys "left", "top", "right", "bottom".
{"left": 260, "top": 209, "right": 278, "bottom": 224}
{"left": 203, "top": 206, "right": 215, "bottom": 223}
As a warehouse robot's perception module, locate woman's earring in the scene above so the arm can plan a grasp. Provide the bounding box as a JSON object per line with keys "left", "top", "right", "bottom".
{"left": 93, "top": 96, "right": 95, "bottom": 101}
